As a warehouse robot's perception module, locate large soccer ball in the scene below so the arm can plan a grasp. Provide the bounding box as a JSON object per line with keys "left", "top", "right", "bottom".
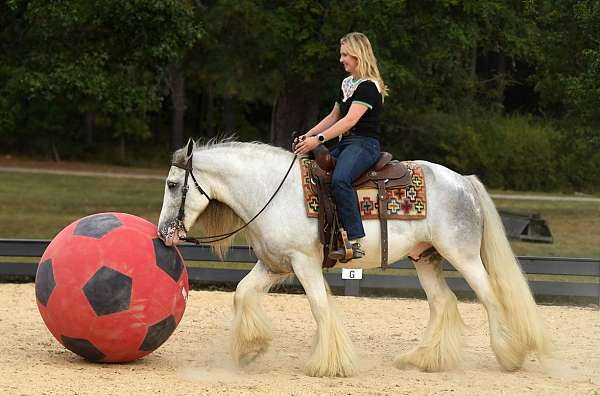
{"left": 35, "top": 212, "right": 189, "bottom": 363}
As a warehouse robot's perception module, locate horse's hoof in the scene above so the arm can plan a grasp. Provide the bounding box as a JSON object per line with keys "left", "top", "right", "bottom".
{"left": 304, "top": 364, "right": 354, "bottom": 378}
{"left": 393, "top": 351, "right": 447, "bottom": 372}
{"left": 393, "top": 356, "right": 411, "bottom": 369}
{"left": 239, "top": 347, "right": 267, "bottom": 366}
{"left": 235, "top": 342, "right": 269, "bottom": 367}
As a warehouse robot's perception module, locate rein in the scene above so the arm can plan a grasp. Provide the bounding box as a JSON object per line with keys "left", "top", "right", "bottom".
{"left": 170, "top": 150, "right": 298, "bottom": 244}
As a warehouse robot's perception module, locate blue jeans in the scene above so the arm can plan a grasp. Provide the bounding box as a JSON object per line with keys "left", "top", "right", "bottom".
{"left": 330, "top": 134, "right": 381, "bottom": 240}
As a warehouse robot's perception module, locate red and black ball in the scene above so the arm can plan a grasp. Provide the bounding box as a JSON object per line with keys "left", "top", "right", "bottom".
{"left": 35, "top": 213, "right": 189, "bottom": 363}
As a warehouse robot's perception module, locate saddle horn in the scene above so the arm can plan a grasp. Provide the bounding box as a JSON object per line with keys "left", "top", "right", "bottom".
{"left": 312, "top": 144, "right": 336, "bottom": 172}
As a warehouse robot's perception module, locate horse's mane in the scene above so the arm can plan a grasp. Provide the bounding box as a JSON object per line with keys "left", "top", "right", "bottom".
{"left": 171, "top": 136, "right": 291, "bottom": 258}
{"left": 171, "top": 136, "right": 291, "bottom": 168}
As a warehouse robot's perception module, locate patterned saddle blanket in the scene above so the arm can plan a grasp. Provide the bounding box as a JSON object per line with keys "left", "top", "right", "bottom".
{"left": 300, "top": 158, "right": 427, "bottom": 220}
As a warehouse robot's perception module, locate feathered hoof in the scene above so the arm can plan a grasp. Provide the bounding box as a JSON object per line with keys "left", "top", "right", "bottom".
{"left": 303, "top": 321, "right": 357, "bottom": 377}
{"left": 491, "top": 329, "right": 526, "bottom": 371}
{"left": 394, "top": 346, "right": 459, "bottom": 372}
{"left": 493, "top": 342, "right": 525, "bottom": 372}
{"left": 304, "top": 351, "right": 356, "bottom": 377}
{"left": 232, "top": 333, "right": 271, "bottom": 367}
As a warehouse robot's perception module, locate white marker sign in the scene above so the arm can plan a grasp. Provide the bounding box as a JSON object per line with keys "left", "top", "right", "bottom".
{"left": 341, "top": 268, "right": 363, "bottom": 280}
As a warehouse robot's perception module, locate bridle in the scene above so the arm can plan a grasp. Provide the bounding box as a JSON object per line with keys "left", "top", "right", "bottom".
{"left": 164, "top": 149, "right": 298, "bottom": 244}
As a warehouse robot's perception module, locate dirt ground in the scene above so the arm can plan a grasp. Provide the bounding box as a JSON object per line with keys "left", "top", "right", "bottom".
{"left": 0, "top": 284, "right": 598, "bottom": 396}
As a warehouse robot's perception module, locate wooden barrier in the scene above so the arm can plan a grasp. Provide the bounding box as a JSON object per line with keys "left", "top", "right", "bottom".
{"left": 1, "top": 239, "right": 598, "bottom": 302}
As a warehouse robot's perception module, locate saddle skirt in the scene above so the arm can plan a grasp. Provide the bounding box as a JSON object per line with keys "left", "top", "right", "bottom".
{"left": 300, "top": 158, "right": 428, "bottom": 220}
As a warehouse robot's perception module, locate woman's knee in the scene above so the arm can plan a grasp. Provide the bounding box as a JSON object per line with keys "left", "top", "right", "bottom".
{"left": 331, "top": 173, "right": 352, "bottom": 190}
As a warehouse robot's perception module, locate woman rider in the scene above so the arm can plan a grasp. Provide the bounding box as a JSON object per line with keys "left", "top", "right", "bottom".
{"left": 294, "top": 32, "right": 388, "bottom": 261}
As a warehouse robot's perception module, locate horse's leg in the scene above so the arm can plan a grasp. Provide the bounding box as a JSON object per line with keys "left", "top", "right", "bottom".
{"left": 447, "top": 253, "right": 526, "bottom": 371}
{"left": 466, "top": 175, "right": 550, "bottom": 366}
{"left": 232, "top": 260, "right": 287, "bottom": 366}
{"left": 291, "top": 254, "right": 356, "bottom": 377}
{"left": 395, "top": 254, "right": 465, "bottom": 371}
{"left": 425, "top": 171, "right": 531, "bottom": 371}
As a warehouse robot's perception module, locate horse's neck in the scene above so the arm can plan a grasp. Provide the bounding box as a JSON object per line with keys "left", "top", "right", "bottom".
{"left": 198, "top": 146, "right": 296, "bottom": 220}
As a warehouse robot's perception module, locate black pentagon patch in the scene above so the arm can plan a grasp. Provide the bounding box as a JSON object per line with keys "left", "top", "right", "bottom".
{"left": 74, "top": 213, "right": 122, "bottom": 239}
{"left": 61, "top": 335, "right": 105, "bottom": 362}
{"left": 35, "top": 259, "right": 56, "bottom": 307}
{"left": 140, "top": 315, "right": 177, "bottom": 352}
{"left": 153, "top": 239, "right": 183, "bottom": 282}
{"left": 83, "top": 266, "right": 132, "bottom": 316}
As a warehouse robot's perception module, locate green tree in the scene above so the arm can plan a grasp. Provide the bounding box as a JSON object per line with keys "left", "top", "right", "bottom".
{"left": 532, "top": 1, "right": 600, "bottom": 122}
{"left": 0, "top": 0, "right": 202, "bottom": 158}
{"left": 530, "top": 0, "right": 600, "bottom": 190}
{"left": 193, "top": 0, "right": 341, "bottom": 147}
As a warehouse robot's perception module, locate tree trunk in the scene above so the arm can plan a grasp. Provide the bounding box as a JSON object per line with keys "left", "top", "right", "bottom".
{"left": 222, "top": 95, "right": 236, "bottom": 135}
{"left": 84, "top": 111, "right": 96, "bottom": 148}
{"left": 496, "top": 54, "right": 507, "bottom": 104}
{"left": 51, "top": 138, "right": 61, "bottom": 162}
{"left": 169, "top": 64, "right": 185, "bottom": 149}
{"left": 193, "top": 92, "right": 204, "bottom": 134}
{"left": 152, "top": 110, "right": 162, "bottom": 143}
{"left": 270, "top": 80, "right": 319, "bottom": 149}
{"left": 119, "top": 135, "right": 126, "bottom": 163}
{"left": 467, "top": 46, "right": 478, "bottom": 100}
{"left": 470, "top": 46, "right": 478, "bottom": 80}
{"left": 200, "top": 82, "right": 215, "bottom": 138}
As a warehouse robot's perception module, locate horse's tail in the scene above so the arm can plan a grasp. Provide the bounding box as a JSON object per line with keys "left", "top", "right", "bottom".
{"left": 466, "top": 175, "right": 550, "bottom": 358}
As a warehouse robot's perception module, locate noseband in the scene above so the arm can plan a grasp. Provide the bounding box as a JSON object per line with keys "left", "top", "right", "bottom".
{"left": 166, "top": 150, "right": 297, "bottom": 244}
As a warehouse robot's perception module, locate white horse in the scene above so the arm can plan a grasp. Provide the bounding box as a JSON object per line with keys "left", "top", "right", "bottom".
{"left": 157, "top": 139, "right": 550, "bottom": 377}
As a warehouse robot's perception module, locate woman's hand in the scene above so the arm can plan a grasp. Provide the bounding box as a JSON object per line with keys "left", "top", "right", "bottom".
{"left": 292, "top": 133, "right": 307, "bottom": 152}
{"left": 294, "top": 135, "right": 320, "bottom": 155}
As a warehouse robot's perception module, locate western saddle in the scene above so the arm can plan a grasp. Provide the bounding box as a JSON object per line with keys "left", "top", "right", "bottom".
{"left": 307, "top": 144, "right": 413, "bottom": 269}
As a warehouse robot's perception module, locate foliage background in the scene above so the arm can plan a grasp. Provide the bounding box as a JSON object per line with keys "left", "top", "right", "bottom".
{"left": 1, "top": 0, "right": 599, "bottom": 191}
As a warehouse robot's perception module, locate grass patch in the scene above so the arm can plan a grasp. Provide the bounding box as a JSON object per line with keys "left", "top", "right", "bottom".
{"left": 494, "top": 199, "right": 600, "bottom": 258}
{"left": 0, "top": 170, "right": 598, "bottom": 258}
{"left": 0, "top": 172, "right": 164, "bottom": 239}
{"left": 491, "top": 189, "right": 600, "bottom": 198}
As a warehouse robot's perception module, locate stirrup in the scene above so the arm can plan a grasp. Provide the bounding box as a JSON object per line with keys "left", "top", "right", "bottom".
{"left": 327, "top": 229, "right": 364, "bottom": 261}
{"left": 341, "top": 229, "right": 354, "bottom": 260}
{"left": 329, "top": 242, "right": 365, "bottom": 262}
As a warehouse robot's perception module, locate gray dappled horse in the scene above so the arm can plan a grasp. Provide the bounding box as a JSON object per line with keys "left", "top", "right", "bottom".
{"left": 158, "top": 139, "right": 550, "bottom": 377}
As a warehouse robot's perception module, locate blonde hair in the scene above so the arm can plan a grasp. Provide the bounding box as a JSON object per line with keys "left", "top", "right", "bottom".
{"left": 340, "top": 32, "right": 388, "bottom": 97}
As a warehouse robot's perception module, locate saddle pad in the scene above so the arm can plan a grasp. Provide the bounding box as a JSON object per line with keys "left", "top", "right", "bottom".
{"left": 300, "top": 158, "right": 427, "bottom": 220}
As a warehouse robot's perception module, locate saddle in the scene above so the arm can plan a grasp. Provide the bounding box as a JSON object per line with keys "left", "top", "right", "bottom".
{"left": 308, "top": 144, "right": 413, "bottom": 268}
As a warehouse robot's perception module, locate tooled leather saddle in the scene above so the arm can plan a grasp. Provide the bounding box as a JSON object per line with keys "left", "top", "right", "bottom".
{"left": 307, "top": 144, "right": 413, "bottom": 268}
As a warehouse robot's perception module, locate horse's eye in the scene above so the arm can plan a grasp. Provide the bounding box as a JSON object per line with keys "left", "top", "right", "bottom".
{"left": 167, "top": 181, "right": 178, "bottom": 189}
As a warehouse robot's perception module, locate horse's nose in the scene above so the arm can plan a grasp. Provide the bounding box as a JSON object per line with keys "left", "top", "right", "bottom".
{"left": 157, "top": 224, "right": 171, "bottom": 244}
{"left": 157, "top": 220, "right": 180, "bottom": 246}
{"left": 158, "top": 224, "right": 167, "bottom": 238}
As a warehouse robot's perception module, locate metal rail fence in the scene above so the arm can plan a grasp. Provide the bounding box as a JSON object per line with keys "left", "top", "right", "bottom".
{"left": 1, "top": 239, "right": 598, "bottom": 302}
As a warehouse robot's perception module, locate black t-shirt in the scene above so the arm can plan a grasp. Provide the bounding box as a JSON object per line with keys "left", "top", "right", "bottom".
{"left": 336, "top": 80, "right": 382, "bottom": 139}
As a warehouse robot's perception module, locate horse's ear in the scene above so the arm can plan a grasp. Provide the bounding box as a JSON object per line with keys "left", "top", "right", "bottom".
{"left": 185, "top": 138, "right": 194, "bottom": 157}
